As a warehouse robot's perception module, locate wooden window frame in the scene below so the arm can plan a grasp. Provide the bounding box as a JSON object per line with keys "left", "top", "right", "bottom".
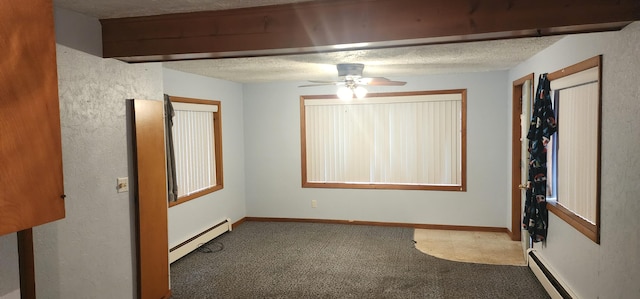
{"left": 300, "top": 90, "right": 467, "bottom": 191}
{"left": 546, "top": 55, "right": 602, "bottom": 244}
{"left": 168, "top": 96, "right": 224, "bottom": 207}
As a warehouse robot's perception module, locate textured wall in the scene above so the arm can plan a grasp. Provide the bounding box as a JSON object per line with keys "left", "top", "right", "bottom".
{"left": 31, "top": 43, "right": 163, "bottom": 298}
{"left": 509, "top": 22, "right": 640, "bottom": 298}
{"left": 163, "top": 68, "right": 247, "bottom": 247}
{"left": 243, "top": 71, "right": 510, "bottom": 228}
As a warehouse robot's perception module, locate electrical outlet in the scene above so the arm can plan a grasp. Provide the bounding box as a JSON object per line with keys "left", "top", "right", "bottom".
{"left": 311, "top": 200, "right": 317, "bottom": 208}
{"left": 117, "top": 177, "right": 129, "bottom": 193}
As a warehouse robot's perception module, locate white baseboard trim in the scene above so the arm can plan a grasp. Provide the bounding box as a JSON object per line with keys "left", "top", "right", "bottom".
{"left": 169, "top": 218, "right": 231, "bottom": 264}
{"left": 527, "top": 249, "right": 577, "bottom": 299}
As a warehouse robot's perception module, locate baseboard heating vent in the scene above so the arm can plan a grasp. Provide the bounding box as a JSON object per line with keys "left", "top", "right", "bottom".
{"left": 527, "top": 249, "right": 576, "bottom": 299}
{"left": 169, "top": 218, "right": 231, "bottom": 264}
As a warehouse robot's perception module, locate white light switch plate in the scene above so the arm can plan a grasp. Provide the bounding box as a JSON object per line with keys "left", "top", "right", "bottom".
{"left": 117, "top": 177, "right": 129, "bottom": 193}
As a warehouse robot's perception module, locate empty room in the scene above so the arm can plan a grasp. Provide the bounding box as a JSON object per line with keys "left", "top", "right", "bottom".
{"left": 1, "top": 1, "right": 639, "bottom": 298}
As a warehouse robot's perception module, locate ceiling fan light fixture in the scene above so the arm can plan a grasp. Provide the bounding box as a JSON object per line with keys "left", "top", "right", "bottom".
{"left": 337, "top": 86, "right": 353, "bottom": 100}
{"left": 299, "top": 63, "right": 406, "bottom": 94}
{"left": 354, "top": 86, "right": 368, "bottom": 99}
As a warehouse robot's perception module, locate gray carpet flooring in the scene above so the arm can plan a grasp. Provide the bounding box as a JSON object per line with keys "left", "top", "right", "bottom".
{"left": 170, "top": 221, "right": 549, "bottom": 298}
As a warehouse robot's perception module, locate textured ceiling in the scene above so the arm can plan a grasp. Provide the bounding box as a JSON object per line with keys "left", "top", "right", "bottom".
{"left": 53, "top": 0, "right": 562, "bottom": 83}
{"left": 162, "top": 37, "right": 561, "bottom": 83}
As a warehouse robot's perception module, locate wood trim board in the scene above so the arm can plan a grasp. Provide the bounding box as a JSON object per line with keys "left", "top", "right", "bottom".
{"left": 242, "top": 217, "right": 508, "bottom": 233}
{"left": 17, "top": 229, "right": 36, "bottom": 299}
{"left": 131, "top": 99, "right": 170, "bottom": 298}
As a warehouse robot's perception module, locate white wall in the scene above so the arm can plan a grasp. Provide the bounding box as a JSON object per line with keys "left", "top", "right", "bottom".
{"left": 243, "top": 71, "right": 511, "bottom": 228}
{"left": 509, "top": 22, "right": 640, "bottom": 298}
{"left": 163, "top": 68, "right": 246, "bottom": 247}
{"left": 0, "top": 234, "right": 19, "bottom": 299}
{"left": 53, "top": 7, "right": 102, "bottom": 57}
{"left": 32, "top": 8, "right": 164, "bottom": 298}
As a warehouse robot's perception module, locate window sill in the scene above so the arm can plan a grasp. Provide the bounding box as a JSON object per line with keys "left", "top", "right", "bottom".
{"left": 302, "top": 182, "right": 465, "bottom": 191}
{"left": 546, "top": 200, "right": 599, "bottom": 244}
{"left": 169, "top": 184, "right": 223, "bottom": 207}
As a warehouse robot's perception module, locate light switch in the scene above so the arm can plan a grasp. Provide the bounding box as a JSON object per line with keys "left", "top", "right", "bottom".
{"left": 117, "top": 177, "right": 129, "bottom": 193}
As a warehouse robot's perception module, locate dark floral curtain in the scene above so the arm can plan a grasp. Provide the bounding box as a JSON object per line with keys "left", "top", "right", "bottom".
{"left": 523, "top": 73, "right": 557, "bottom": 242}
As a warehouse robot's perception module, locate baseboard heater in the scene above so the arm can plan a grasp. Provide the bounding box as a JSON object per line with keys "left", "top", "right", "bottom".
{"left": 169, "top": 218, "right": 231, "bottom": 264}
{"left": 527, "top": 249, "right": 576, "bottom": 299}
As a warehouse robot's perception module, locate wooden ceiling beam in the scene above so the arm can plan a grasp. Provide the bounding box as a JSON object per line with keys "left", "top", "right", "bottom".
{"left": 100, "top": 0, "right": 640, "bottom": 62}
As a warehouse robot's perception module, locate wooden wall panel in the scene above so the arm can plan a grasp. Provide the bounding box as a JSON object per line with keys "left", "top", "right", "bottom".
{"left": 0, "top": 0, "right": 65, "bottom": 235}
{"left": 131, "top": 99, "right": 170, "bottom": 299}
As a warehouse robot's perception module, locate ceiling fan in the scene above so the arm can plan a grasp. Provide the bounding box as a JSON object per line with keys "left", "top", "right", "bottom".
{"left": 299, "top": 63, "right": 406, "bottom": 100}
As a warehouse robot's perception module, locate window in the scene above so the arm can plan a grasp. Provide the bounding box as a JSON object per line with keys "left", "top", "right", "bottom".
{"left": 300, "top": 90, "right": 466, "bottom": 191}
{"left": 547, "top": 56, "right": 601, "bottom": 243}
{"left": 168, "top": 96, "right": 223, "bottom": 207}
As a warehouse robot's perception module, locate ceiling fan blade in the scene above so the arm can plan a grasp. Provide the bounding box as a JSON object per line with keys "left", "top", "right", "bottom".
{"left": 299, "top": 64, "right": 406, "bottom": 88}
{"left": 308, "top": 80, "right": 340, "bottom": 84}
{"left": 299, "top": 80, "right": 345, "bottom": 87}
{"left": 361, "top": 77, "right": 407, "bottom": 86}
{"left": 299, "top": 82, "right": 340, "bottom": 87}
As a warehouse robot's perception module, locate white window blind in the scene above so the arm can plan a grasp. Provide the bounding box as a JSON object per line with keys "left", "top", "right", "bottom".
{"left": 556, "top": 82, "right": 599, "bottom": 224}
{"left": 304, "top": 93, "right": 462, "bottom": 186}
{"left": 172, "top": 105, "right": 217, "bottom": 198}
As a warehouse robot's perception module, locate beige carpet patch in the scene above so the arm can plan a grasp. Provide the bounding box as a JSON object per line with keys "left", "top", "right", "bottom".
{"left": 414, "top": 229, "right": 527, "bottom": 266}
